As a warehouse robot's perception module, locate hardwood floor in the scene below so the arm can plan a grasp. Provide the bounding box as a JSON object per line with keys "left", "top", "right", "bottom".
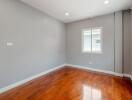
{"left": 0, "top": 66, "right": 132, "bottom": 100}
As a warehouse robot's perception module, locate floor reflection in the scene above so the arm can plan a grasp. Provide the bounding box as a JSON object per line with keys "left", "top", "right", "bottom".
{"left": 83, "top": 85, "right": 101, "bottom": 100}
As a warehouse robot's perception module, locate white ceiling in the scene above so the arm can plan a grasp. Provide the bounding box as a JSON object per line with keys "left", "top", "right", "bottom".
{"left": 21, "top": 0, "right": 132, "bottom": 23}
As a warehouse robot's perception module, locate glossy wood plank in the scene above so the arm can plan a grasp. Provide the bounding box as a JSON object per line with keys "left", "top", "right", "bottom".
{"left": 0, "top": 66, "right": 132, "bottom": 100}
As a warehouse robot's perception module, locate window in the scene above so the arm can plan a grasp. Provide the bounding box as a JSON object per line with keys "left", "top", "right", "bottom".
{"left": 82, "top": 28, "right": 102, "bottom": 53}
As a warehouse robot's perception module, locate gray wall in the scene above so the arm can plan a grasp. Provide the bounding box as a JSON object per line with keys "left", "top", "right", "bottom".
{"left": 115, "top": 12, "right": 123, "bottom": 73}
{"left": 131, "top": 10, "right": 132, "bottom": 75}
{"left": 66, "top": 12, "right": 123, "bottom": 73}
{"left": 123, "top": 10, "right": 131, "bottom": 74}
{"left": 0, "top": 0, "right": 65, "bottom": 88}
{"left": 66, "top": 14, "right": 115, "bottom": 71}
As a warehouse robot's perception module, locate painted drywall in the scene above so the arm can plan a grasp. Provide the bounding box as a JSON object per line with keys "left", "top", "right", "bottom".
{"left": 115, "top": 12, "right": 123, "bottom": 73}
{"left": 0, "top": 0, "right": 65, "bottom": 88}
{"left": 131, "top": 10, "right": 132, "bottom": 75}
{"left": 66, "top": 14, "right": 115, "bottom": 71}
{"left": 123, "top": 10, "right": 131, "bottom": 74}
{"left": 66, "top": 12, "right": 123, "bottom": 73}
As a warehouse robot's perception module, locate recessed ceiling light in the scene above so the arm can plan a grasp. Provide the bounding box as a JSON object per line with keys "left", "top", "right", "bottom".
{"left": 65, "top": 12, "right": 70, "bottom": 16}
{"left": 104, "top": 0, "right": 109, "bottom": 4}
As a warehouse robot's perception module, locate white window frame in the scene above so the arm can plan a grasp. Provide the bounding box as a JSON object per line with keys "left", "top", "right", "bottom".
{"left": 82, "top": 27, "right": 103, "bottom": 54}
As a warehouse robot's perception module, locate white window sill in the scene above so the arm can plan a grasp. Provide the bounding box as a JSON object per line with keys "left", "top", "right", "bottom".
{"left": 82, "top": 51, "right": 103, "bottom": 54}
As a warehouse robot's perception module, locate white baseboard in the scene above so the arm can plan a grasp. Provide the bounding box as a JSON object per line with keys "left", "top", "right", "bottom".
{"left": 66, "top": 64, "right": 132, "bottom": 80}
{"left": 65, "top": 64, "right": 123, "bottom": 77}
{"left": 0, "top": 64, "right": 65, "bottom": 94}
{"left": 123, "top": 74, "right": 132, "bottom": 80}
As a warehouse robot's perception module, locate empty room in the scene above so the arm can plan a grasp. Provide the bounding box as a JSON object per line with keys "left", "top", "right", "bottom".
{"left": 0, "top": 0, "right": 132, "bottom": 100}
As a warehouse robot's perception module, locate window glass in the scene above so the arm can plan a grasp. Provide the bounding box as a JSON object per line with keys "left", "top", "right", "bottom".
{"left": 82, "top": 28, "right": 102, "bottom": 53}
{"left": 83, "top": 30, "right": 91, "bottom": 52}
{"left": 92, "top": 28, "right": 102, "bottom": 53}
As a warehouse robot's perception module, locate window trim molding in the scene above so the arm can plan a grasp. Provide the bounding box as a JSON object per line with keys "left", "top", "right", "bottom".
{"left": 81, "top": 27, "right": 103, "bottom": 54}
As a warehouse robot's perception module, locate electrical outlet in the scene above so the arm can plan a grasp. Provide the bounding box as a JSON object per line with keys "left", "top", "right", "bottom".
{"left": 89, "top": 62, "right": 92, "bottom": 64}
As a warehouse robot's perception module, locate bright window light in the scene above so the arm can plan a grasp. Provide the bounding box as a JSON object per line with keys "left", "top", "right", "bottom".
{"left": 82, "top": 28, "right": 102, "bottom": 53}
{"left": 83, "top": 85, "right": 101, "bottom": 100}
